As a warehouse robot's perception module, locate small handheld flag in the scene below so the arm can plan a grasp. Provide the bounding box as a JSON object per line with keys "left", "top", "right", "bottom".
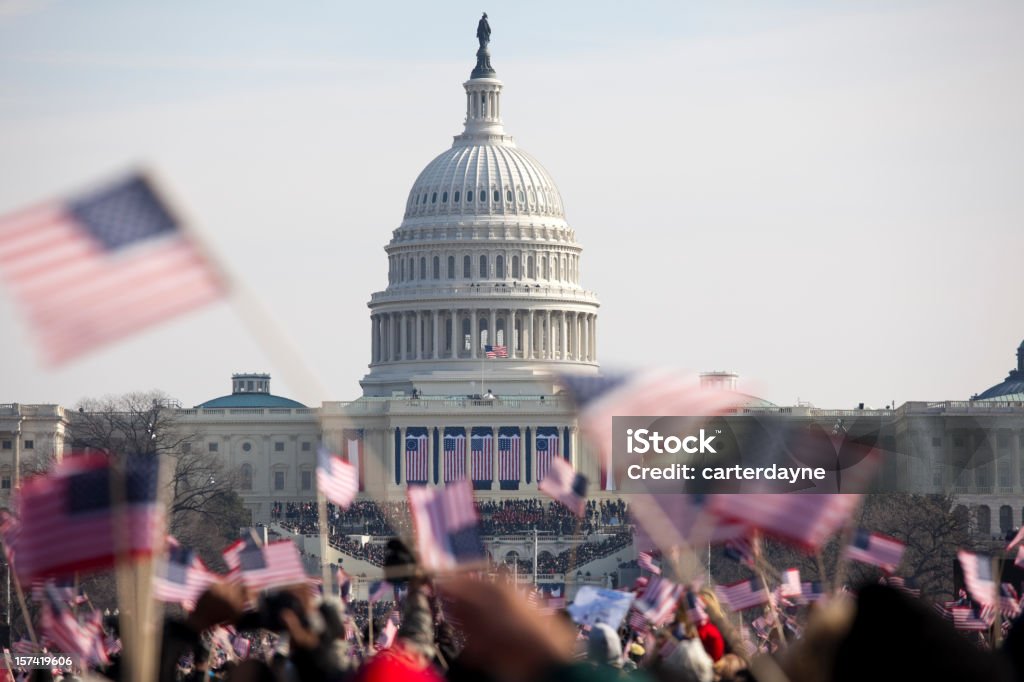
{"left": 316, "top": 447, "right": 358, "bottom": 509}
{"left": 538, "top": 457, "right": 587, "bottom": 517}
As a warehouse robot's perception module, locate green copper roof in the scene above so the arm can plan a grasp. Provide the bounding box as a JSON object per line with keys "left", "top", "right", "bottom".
{"left": 196, "top": 393, "right": 306, "bottom": 409}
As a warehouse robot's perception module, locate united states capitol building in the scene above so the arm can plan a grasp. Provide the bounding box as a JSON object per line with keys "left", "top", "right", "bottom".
{"left": 2, "top": 24, "right": 1024, "bottom": 584}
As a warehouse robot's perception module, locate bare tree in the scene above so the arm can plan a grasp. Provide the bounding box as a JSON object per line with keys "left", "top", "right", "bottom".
{"left": 68, "top": 391, "right": 248, "bottom": 563}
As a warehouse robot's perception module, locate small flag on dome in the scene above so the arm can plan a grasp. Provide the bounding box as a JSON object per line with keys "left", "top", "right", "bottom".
{"left": 484, "top": 344, "right": 507, "bottom": 358}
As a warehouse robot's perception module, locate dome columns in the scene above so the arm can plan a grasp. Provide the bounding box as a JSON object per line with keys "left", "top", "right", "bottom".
{"left": 368, "top": 307, "right": 597, "bottom": 366}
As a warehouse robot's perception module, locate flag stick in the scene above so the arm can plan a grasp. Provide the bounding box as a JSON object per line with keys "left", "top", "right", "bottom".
{"left": 317, "top": 492, "right": 331, "bottom": 589}
{"left": 7, "top": 565, "right": 37, "bottom": 648}
{"left": 992, "top": 555, "right": 1003, "bottom": 648}
{"left": 756, "top": 566, "right": 786, "bottom": 648}
{"left": 368, "top": 601, "right": 374, "bottom": 653}
{"left": 815, "top": 552, "right": 830, "bottom": 596}
{"left": 111, "top": 455, "right": 169, "bottom": 682}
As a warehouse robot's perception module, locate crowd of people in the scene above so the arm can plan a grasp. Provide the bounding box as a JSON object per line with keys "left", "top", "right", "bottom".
{"left": 275, "top": 499, "right": 634, "bottom": 571}
{"left": 34, "top": 548, "right": 1024, "bottom": 682}
{"left": 275, "top": 498, "right": 629, "bottom": 539}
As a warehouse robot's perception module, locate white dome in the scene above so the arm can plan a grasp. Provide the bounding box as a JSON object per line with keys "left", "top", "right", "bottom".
{"left": 404, "top": 143, "right": 565, "bottom": 222}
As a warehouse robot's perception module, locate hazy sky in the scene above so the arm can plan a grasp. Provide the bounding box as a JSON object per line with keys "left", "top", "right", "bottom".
{"left": 1, "top": 0, "right": 1021, "bottom": 409}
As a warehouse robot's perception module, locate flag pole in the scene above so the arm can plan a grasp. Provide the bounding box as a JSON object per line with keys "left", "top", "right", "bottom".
{"left": 317, "top": 491, "right": 331, "bottom": 589}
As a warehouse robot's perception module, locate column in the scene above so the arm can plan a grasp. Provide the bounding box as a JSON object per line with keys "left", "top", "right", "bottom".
{"left": 519, "top": 425, "right": 527, "bottom": 488}
{"left": 426, "top": 426, "right": 434, "bottom": 486}
{"left": 559, "top": 311, "right": 567, "bottom": 360}
{"left": 386, "top": 314, "right": 393, "bottom": 362}
{"left": 581, "top": 313, "right": 589, "bottom": 362}
{"left": 372, "top": 315, "right": 380, "bottom": 364}
{"left": 526, "top": 310, "right": 534, "bottom": 359}
{"left": 400, "top": 313, "right": 408, "bottom": 360}
{"left": 544, "top": 310, "right": 552, "bottom": 359}
{"left": 414, "top": 311, "right": 421, "bottom": 360}
{"left": 450, "top": 309, "right": 458, "bottom": 358}
{"left": 590, "top": 315, "right": 597, "bottom": 362}
{"left": 489, "top": 309, "right": 497, "bottom": 349}
{"left": 438, "top": 424, "right": 446, "bottom": 484}
{"left": 432, "top": 310, "right": 440, "bottom": 359}
{"left": 396, "top": 426, "right": 406, "bottom": 488}
{"left": 573, "top": 312, "right": 581, "bottom": 360}
{"left": 470, "top": 309, "right": 478, "bottom": 358}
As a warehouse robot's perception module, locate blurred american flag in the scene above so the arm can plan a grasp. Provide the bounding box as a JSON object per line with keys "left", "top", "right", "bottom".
{"left": 0, "top": 172, "right": 225, "bottom": 364}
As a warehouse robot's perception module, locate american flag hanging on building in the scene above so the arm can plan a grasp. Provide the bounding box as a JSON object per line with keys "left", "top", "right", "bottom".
{"left": 405, "top": 431, "right": 429, "bottom": 484}
{"left": 484, "top": 344, "right": 508, "bottom": 358}
{"left": 471, "top": 431, "right": 493, "bottom": 482}
{"left": 316, "top": 447, "right": 358, "bottom": 509}
{"left": 443, "top": 432, "right": 466, "bottom": 483}
{"left": 498, "top": 431, "right": 520, "bottom": 482}
{"left": 535, "top": 431, "right": 559, "bottom": 482}
{"left": 0, "top": 173, "right": 226, "bottom": 365}
{"left": 222, "top": 538, "right": 307, "bottom": 591}
{"left": 12, "top": 453, "right": 162, "bottom": 581}
{"left": 407, "top": 480, "right": 485, "bottom": 572}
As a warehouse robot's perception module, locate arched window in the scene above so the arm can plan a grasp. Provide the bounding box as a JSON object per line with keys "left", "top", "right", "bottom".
{"left": 480, "top": 189, "right": 486, "bottom": 203}
{"left": 512, "top": 255, "right": 520, "bottom": 278}
{"left": 479, "top": 255, "right": 488, "bottom": 278}
{"left": 432, "top": 256, "right": 440, "bottom": 279}
{"left": 400, "top": 259, "right": 406, "bottom": 281}
{"left": 977, "top": 505, "right": 991, "bottom": 537}
{"left": 431, "top": 192, "right": 437, "bottom": 204}
{"left": 527, "top": 255, "right": 535, "bottom": 279}
{"left": 240, "top": 463, "right": 253, "bottom": 491}
{"left": 496, "top": 255, "right": 505, "bottom": 279}
{"left": 408, "top": 257, "right": 414, "bottom": 280}
{"left": 442, "top": 191, "right": 448, "bottom": 203}
{"left": 454, "top": 191, "right": 460, "bottom": 203}
{"left": 506, "top": 189, "right": 513, "bottom": 203}
{"left": 1000, "top": 505, "right": 1014, "bottom": 534}
{"left": 419, "top": 257, "right": 426, "bottom": 280}
{"left": 542, "top": 257, "right": 548, "bottom": 279}
{"left": 493, "top": 190, "right": 500, "bottom": 202}
{"left": 467, "top": 190, "right": 473, "bottom": 202}
{"left": 447, "top": 255, "right": 455, "bottom": 279}
{"left": 463, "top": 255, "right": 471, "bottom": 278}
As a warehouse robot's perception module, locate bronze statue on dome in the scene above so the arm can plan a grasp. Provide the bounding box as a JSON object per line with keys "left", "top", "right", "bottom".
{"left": 477, "top": 13, "right": 491, "bottom": 49}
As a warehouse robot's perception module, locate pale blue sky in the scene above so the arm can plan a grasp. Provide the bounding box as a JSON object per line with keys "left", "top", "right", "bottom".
{"left": 1, "top": 1, "right": 1022, "bottom": 408}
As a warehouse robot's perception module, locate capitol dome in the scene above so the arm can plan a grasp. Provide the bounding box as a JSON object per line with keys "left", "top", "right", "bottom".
{"left": 403, "top": 144, "right": 566, "bottom": 224}
{"left": 361, "top": 20, "right": 600, "bottom": 397}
